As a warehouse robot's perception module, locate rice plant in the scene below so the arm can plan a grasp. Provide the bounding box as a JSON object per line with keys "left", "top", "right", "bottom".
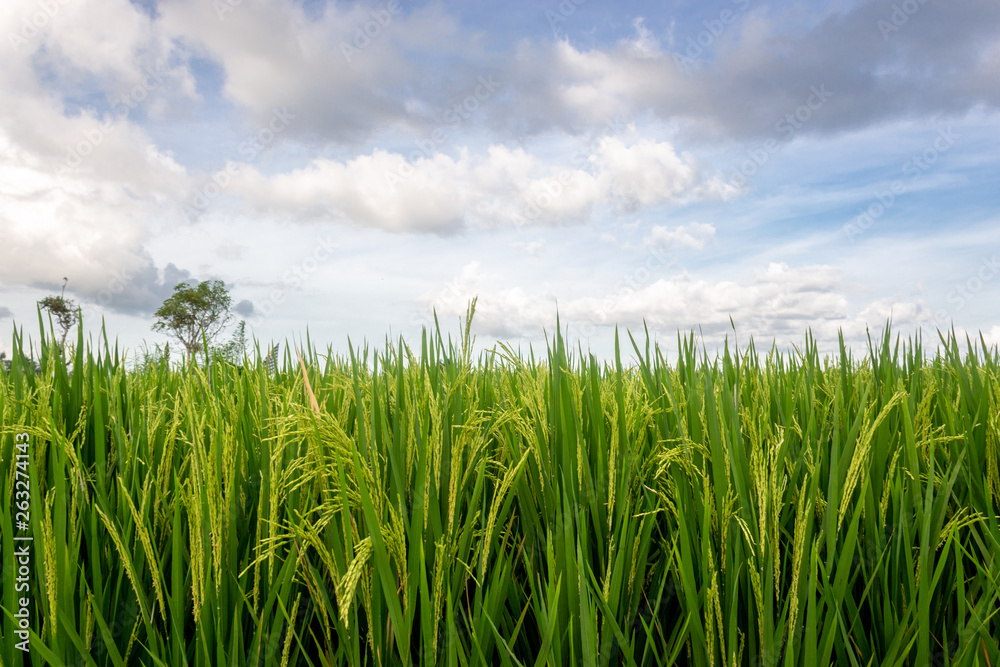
{"left": 2, "top": 307, "right": 1000, "bottom": 665}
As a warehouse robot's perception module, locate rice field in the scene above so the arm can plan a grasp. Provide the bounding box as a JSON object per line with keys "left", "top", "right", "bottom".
{"left": 3, "top": 309, "right": 1000, "bottom": 666}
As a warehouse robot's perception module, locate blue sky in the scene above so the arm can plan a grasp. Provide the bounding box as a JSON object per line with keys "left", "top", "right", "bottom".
{"left": 1, "top": 0, "right": 998, "bottom": 361}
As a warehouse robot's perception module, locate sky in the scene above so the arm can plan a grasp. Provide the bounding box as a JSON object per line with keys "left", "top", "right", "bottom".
{"left": 1, "top": 0, "right": 999, "bottom": 362}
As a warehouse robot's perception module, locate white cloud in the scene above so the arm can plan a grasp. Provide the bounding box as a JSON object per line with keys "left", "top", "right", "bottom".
{"left": 0, "top": 0, "right": 210, "bottom": 320}
{"left": 644, "top": 222, "right": 716, "bottom": 251}
{"left": 41, "top": 0, "right": 174, "bottom": 88}
{"left": 0, "top": 43, "right": 192, "bottom": 306}
{"left": 157, "top": 0, "right": 467, "bottom": 141}
{"left": 231, "top": 149, "right": 469, "bottom": 232}
{"left": 595, "top": 137, "right": 737, "bottom": 209}
{"left": 418, "top": 261, "right": 559, "bottom": 339}
{"left": 982, "top": 325, "right": 1000, "bottom": 348}
{"left": 499, "top": 4, "right": 1000, "bottom": 143}
{"left": 3, "top": 0, "right": 198, "bottom": 115}
{"left": 421, "top": 258, "right": 939, "bottom": 352}
{"left": 0, "top": 129, "right": 184, "bottom": 300}
{"left": 626, "top": 17, "right": 661, "bottom": 60}
{"left": 229, "top": 138, "right": 733, "bottom": 232}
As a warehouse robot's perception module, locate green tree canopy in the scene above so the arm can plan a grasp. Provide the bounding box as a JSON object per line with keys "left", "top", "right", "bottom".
{"left": 38, "top": 277, "right": 79, "bottom": 353}
{"left": 152, "top": 280, "right": 233, "bottom": 362}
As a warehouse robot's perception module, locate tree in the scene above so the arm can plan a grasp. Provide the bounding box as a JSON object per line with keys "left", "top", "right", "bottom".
{"left": 218, "top": 319, "right": 247, "bottom": 366}
{"left": 38, "top": 277, "right": 80, "bottom": 353}
{"left": 152, "top": 280, "right": 233, "bottom": 362}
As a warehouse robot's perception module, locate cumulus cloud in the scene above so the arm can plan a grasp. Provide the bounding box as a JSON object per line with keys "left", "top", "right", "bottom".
{"left": 157, "top": 0, "right": 472, "bottom": 143}
{"left": 495, "top": 1, "right": 1000, "bottom": 142}
{"left": 419, "top": 259, "right": 933, "bottom": 349}
{"left": 0, "top": 123, "right": 193, "bottom": 311}
{"left": 64, "top": 0, "right": 996, "bottom": 150}
{"left": 9, "top": 0, "right": 997, "bottom": 156}
{"left": 596, "top": 138, "right": 736, "bottom": 210}
{"left": 2, "top": 0, "right": 197, "bottom": 126}
{"left": 644, "top": 222, "right": 716, "bottom": 251}
{"left": 0, "top": 306, "right": 12, "bottom": 319}
{"left": 230, "top": 139, "right": 733, "bottom": 232}
{"left": 0, "top": 0, "right": 199, "bottom": 315}
{"left": 416, "top": 261, "right": 557, "bottom": 339}
{"left": 982, "top": 325, "right": 1000, "bottom": 348}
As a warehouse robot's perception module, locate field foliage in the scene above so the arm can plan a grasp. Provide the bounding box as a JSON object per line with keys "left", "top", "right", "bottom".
{"left": 3, "top": 309, "right": 1000, "bottom": 666}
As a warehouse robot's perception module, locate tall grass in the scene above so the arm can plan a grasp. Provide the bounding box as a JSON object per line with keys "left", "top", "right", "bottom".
{"left": 2, "top": 307, "right": 1000, "bottom": 665}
